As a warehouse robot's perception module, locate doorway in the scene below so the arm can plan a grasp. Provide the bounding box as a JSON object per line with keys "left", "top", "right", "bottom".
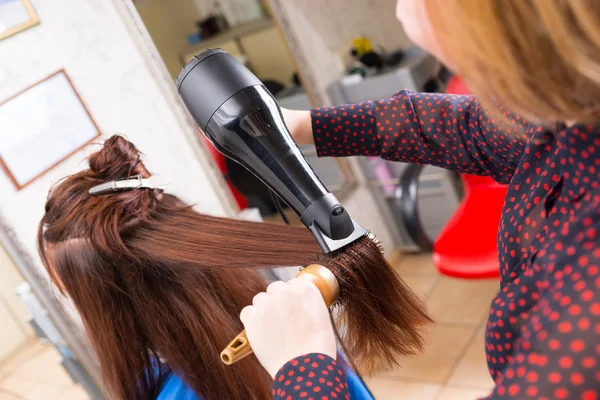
{"left": 134, "top": 0, "right": 356, "bottom": 223}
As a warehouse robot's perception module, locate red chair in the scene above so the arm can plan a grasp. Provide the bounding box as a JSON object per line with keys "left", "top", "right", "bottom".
{"left": 432, "top": 76, "right": 507, "bottom": 278}
{"left": 199, "top": 133, "right": 249, "bottom": 210}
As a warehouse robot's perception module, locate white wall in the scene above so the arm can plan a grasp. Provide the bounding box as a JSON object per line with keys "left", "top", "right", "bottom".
{"left": 0, "top": 244, "right": 34, "bottom": 363}
{"left": 0, "top": 0, "right": 233, "bottom": 318}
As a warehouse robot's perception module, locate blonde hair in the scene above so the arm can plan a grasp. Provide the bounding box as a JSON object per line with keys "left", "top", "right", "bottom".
{"left": 427, "top": 0, "right": 600, "bottom": 124}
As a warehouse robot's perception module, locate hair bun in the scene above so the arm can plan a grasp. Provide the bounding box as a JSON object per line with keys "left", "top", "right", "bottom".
{"left": 89, "top": 135, "right": 150, "bottom": 179}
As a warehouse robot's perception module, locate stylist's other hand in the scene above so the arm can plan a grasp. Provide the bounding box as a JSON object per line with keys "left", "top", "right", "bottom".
{"left": 240, "top": 277, "right": 336, "bottom": 378}
{"left": 281, "top": 109, "right": 314, "bottom": 146}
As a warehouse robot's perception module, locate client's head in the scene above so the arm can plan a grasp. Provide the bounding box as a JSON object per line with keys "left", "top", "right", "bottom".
{"left": 38, "top": 135, "right": 320, "bottom": 400}
{"left": 38, "top": 135, "right": 430, "bottom": 400}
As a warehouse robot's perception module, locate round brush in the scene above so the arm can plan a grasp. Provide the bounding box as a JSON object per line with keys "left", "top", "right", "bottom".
{"left": 221, "top": 264, "right": 339, "bottom": 365}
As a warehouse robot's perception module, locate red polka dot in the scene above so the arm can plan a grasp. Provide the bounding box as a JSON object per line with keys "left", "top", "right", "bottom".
{"left": 569, "top": 304, "right": 582, "bottom": 315}
{"left": 582, "top": 357, "right": 596, "bottom": 368}
{"left": 508, "top": 384, "right": 521, "bottom": 396}
{"left": 559, "top": 356, "right": 573, "bottom": 369}
{"left": 582, "top": 290, "right": 594, "bottom": 302}
{"left": 558, "top": 321, "right": 572, "bottom": 333}
{"left": 548, "top": 372, "right": 562, "bottom": 384}
{"left": 554, "top": 388, "right": 569, "bottom": 399}
{"left": 548, "top": 339, "right": 561, "bottom": 351}
{"left": 581, "top": 390, "right": 598, "bottom": 400}
{"left": 570, "top": 339, "right": 585, "bottom": 352}
{"left": 570, "top": 372, "right": 585, "bottom": 385}
{"left": 497, "top": 385, "right": 506, "bottom": 395}
{"left": 578, "top": 317, "right": 591, "bottom": 330}
{"left": 525, "top": 386, "right": 538, "bottom": 397}
{"left": 526, "top": 371, "right": 538, "bottom": 383}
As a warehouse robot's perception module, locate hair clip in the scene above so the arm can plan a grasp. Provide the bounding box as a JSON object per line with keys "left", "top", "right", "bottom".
{"left": 88, "top": 175, "right": 169, "bottom": 196}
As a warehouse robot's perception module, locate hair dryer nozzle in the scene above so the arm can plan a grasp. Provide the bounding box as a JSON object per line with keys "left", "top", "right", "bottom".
{"left": 176, "top": 49, "right": 366, "bottom": 253}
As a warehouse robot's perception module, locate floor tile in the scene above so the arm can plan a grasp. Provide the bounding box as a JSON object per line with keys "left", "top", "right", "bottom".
{"left": 0, "top": 389, "right": 22, "bottom": 399}
{"left": 59, "top": 384, "right": 90, "bottom": 400}
{"left": 364, "top": 377, "right": 440, "bottom": 400}
{"left": 391, "top": 253, "right": 440, "bottom": 279}
{"left": 435, "top": 385, "right": 491, "bottom": 400}
{"left": 428, "top": 276, "right": 499, "bottom": 325}
{"left": 447, "top": 329, "right": 495, "bottom": 389}
{"left": 0, "top": 340, "right": 45, "bottom": 376}
{"left": 381, "top": 324, "right": 475, "bottom": 383}
{"left": 402, "top": 275, "right": 439, "bottom": 299}
{"left": 0, "top": 374, "right": 65, "bottom": 399}
{"left": 10, "top": 346, "right": 73, "bottom": 386}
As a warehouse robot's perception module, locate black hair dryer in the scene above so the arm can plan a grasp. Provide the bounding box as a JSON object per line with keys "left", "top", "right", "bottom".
{"left": 176, "top": 49, "right": 366, "bottom": 253}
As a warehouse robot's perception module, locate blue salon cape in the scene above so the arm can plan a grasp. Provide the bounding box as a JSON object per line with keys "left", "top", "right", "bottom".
{"left": 156, "top": 360, "right": 374, "bottom": 400}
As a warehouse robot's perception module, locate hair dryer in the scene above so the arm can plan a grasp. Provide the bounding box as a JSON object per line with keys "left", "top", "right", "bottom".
{"left": 176, "top": 49, "right": 366, "bottom": 253}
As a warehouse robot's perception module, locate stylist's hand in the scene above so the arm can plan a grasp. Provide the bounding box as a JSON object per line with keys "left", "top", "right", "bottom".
{"left": 240, "top": 277, "right": 336, "bottom": 378}
{"left": 281, "top": 109, "right": 314, "bottom": 146}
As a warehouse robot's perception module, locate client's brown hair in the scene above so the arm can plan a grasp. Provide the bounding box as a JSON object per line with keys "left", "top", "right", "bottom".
{"left": 38, "top": 135, "right": 430, "bottom": 400}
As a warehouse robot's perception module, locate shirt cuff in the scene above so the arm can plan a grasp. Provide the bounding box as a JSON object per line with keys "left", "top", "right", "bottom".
{"left": 311, "top": 103, "right": 378, "bottom": 158}
{"left": 273, "top": 353, "right": 349, "bottom": 399}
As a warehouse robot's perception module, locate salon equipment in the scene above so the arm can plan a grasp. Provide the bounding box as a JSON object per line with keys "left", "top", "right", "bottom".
{"left": 88, "top": 175, "right": 168, "bottom": 196}
{"left": 220, "top": 264, "right": 340, "bottom": 365}
{"left": 328, "top": 48, "right": 462, "bottom": 252}
{"left": 176, "top": 48, "right": 366, "bottom": 254}
{"left": 329, "top": 47, "right": 439, "bottom": 114}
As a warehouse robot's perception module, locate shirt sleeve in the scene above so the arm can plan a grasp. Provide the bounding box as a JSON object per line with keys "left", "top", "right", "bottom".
{"left": 272, "top": 353, "right": 349, "bottom": 400}
{"left": 311, "top": 90, "right": 530, "bottom": 184}
{"left": 485, "top": 192, "right": 600, "bottom": 399}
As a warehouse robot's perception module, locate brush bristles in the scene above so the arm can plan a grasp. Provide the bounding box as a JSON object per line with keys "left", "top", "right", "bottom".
{"left": 317, "top": 235, "right": 432, "bottom": 373}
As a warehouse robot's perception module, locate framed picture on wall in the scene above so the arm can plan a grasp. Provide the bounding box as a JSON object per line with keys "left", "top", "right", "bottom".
{"left": 0, "top": 70, "right": 101, "bottom": 190}
{"left": 0, "top": 0, "right": 39, "bottom": 40}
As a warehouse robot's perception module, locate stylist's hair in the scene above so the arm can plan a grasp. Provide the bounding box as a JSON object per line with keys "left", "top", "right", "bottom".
{"left": 38, "top": 136, "right": 429, "bottom": 400}
{"left": 428, "top": 0, "right": 600, "bottom": 123}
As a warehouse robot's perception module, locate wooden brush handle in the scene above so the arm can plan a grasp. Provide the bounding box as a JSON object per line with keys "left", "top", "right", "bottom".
{"left": 220, "top": 264, "right": 339, "bottom": 365}
{"left": 221, "top": 330, "right": 251, "bottom": 365}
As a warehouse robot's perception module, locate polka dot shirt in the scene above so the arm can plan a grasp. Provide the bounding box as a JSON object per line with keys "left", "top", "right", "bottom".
{"left": 273, "top": 353, "right": 349, "bottom": 400}
{"left": 288, "top": 90, "right": 599, "bottom": 399}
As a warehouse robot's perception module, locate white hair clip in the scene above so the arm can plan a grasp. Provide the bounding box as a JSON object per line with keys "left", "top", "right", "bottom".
{"left": 88, "top": 175, "right": 169, "bottom": 196}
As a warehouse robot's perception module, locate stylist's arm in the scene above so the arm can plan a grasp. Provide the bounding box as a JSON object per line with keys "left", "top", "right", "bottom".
{"left": 240, "top": 278, "right": 349, "bottom": 399}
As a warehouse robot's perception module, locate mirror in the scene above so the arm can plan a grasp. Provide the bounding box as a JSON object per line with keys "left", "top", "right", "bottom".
{"left": 134, "top": 0, "right": 357, "bottom": 224}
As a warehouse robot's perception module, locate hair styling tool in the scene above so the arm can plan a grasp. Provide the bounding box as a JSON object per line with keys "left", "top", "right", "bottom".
{"left": 88, "top": 175, "right": 168, "bottom": 196}
{"left": 176, "top": 48, "right": 366, "bottom": 254}
{"left": 220, "top": 264, "right": 339, "bottom": 365}
{"left": 175, "top": 50, "right": 431, "bottom": 373}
